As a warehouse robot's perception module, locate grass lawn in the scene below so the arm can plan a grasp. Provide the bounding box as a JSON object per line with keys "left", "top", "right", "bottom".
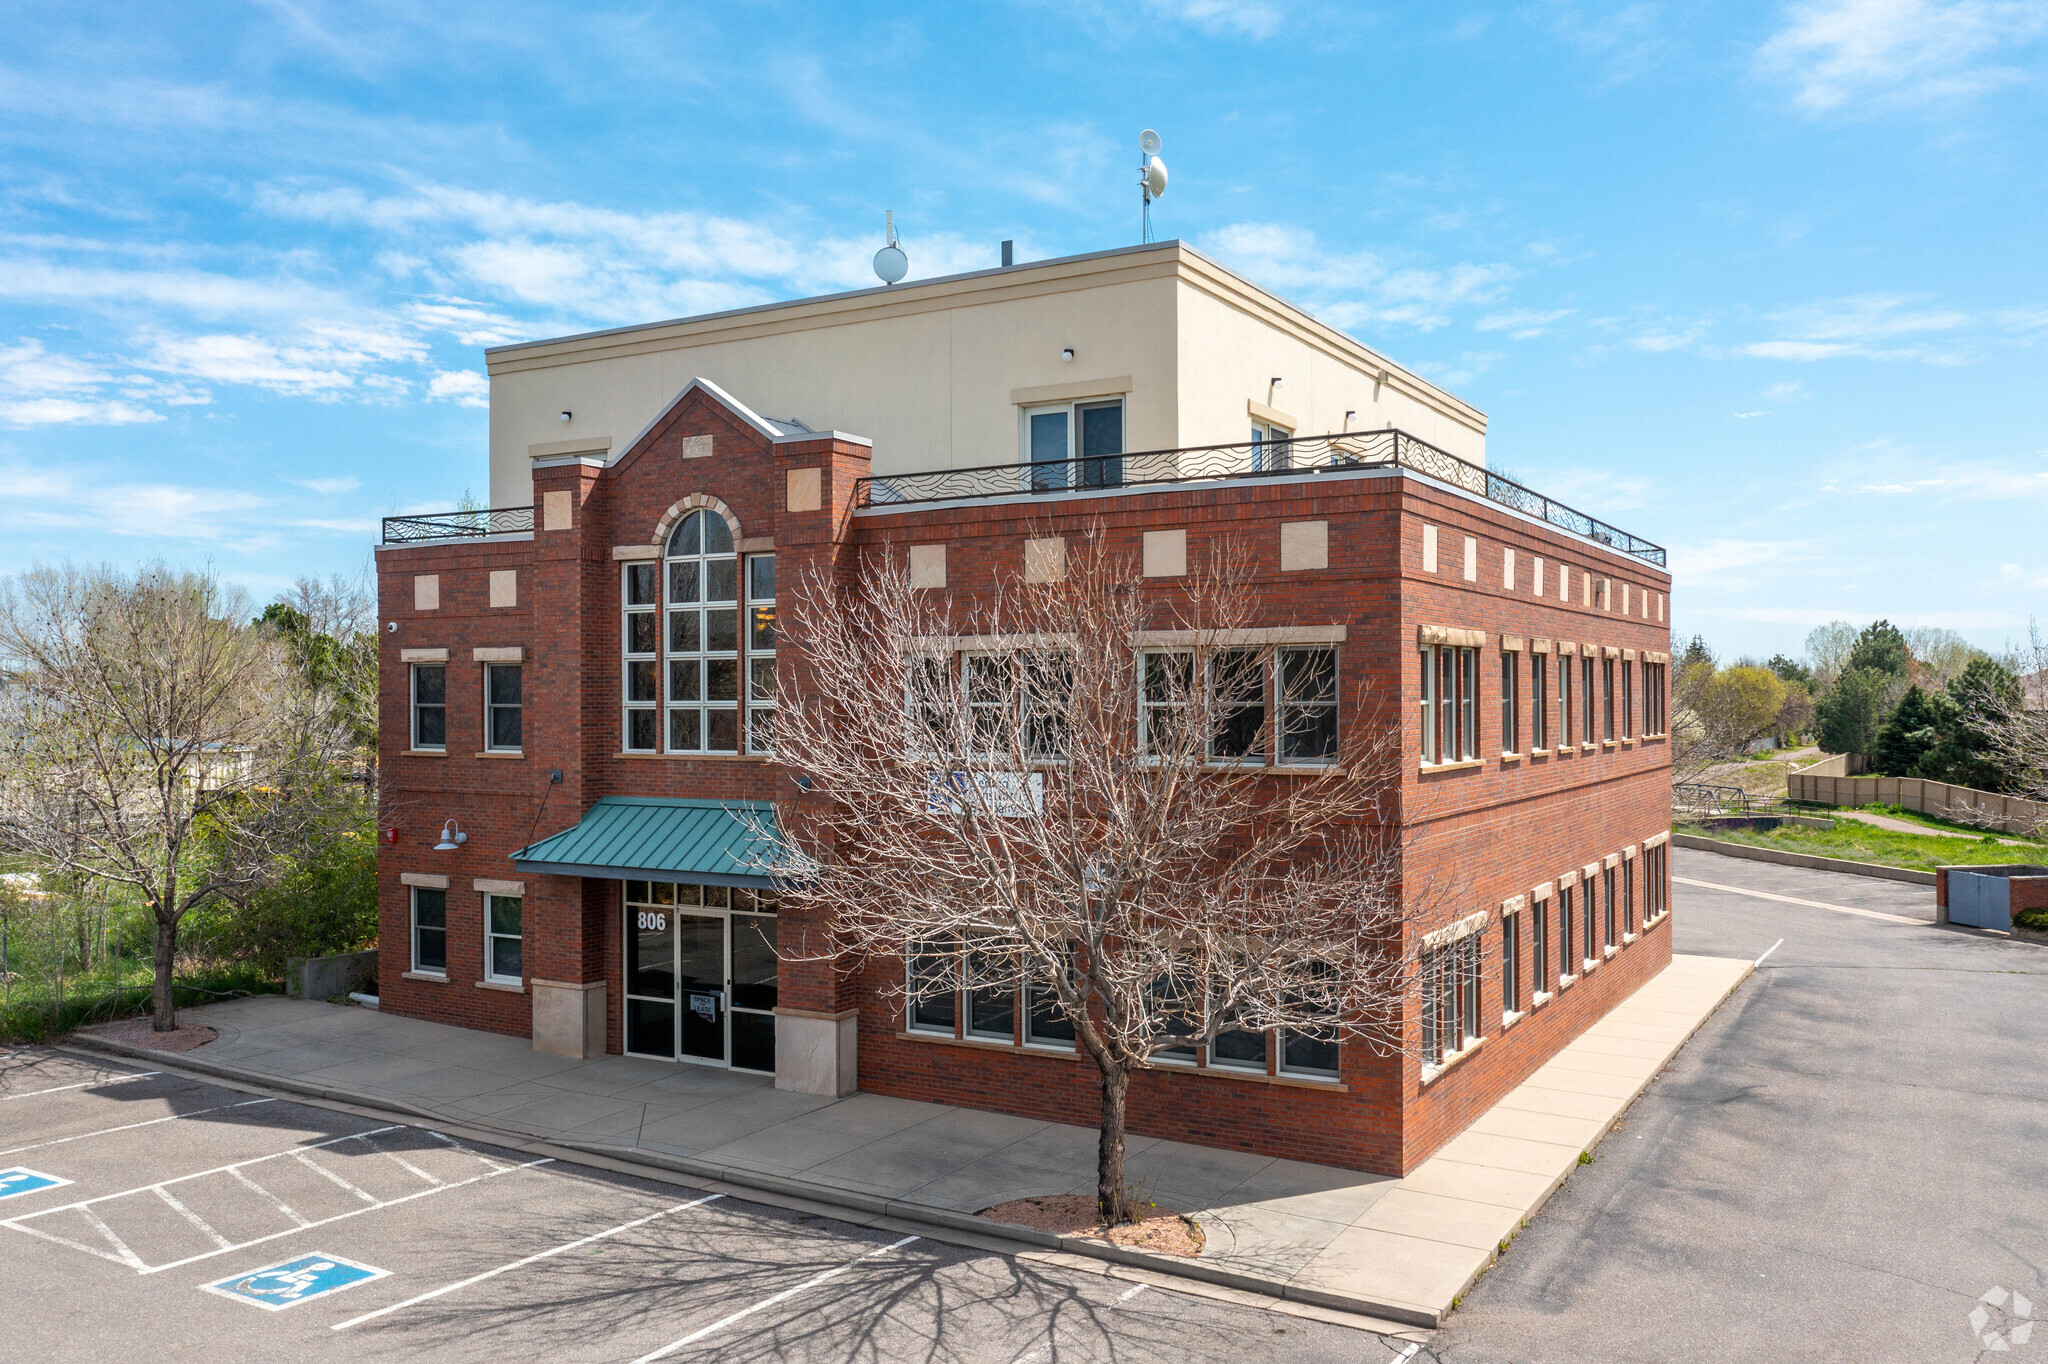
{"left": 1681, "top": 819, "right": 2048, "bottom": 874}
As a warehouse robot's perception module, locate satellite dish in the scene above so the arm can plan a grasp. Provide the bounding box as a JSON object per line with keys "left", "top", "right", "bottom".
{"left": 1139, "top": 128, "right": 1161, "bottom": 156}
{"left": 1144, "top": 155, "right": 1168, "bottom": 198}
{"left": 873, "top": 209, "right": 908, "bottom": 285}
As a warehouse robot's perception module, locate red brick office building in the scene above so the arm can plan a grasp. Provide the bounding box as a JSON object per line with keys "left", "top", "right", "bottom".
{"left": 374, "top": 244, "right": 1673, "bottom": 1177}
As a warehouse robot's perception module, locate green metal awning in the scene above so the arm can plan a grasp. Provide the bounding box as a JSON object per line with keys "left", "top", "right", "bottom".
{"left": 511, "top": 796, "right": 783, "bottom": 887}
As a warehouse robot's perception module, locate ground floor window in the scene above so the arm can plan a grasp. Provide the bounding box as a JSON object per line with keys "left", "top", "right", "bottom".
{"left": 1421, "top": 933, "right": 1482, "bottom": 1069}
{"left": 622, "top": 881, "right": 778, "bottom": 1073}
{"left": 1533, "top": 897, "right": 1552, "bottom": 994}
{"left": 1604, "top": 867, "right": 1618, "bottom": 949}
{"left": 411, "top": 887, "right": 447, "bottom": 975}
{"left": 485, "top": 894, "right": 522, "bottom": 983}
{"left": 1559, "top": 884, "right": 1576, "bottom": 982}
{"left": 1502, "top": 911, "right": 1522, "bottom": 1018}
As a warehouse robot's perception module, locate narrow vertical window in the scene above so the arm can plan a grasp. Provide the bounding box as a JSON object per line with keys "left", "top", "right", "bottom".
{"left": 1500, "top": 650, "right": 1519, "bottom": 754}
{"left": 1533, "top": 898, "right": 1551, "bottom": 995}
{"left": 1419, "top": 647, "right": 1438, "bottom": 763}
{"left": 965, "top": 937, "right": 1016, "bottom": 1041}
{"left": 1558, "top": 654, "right": 1572, "bottom": 750}
{"left": 1460, "top": 935, "right": 1482, "bottom": 1046}
{"left": 622, "top": 562, "right": 658, "bottom": 752}
{"left": 666, "top": 510, "right": 740, "bottom": 754}
{"left": 1622, "top": 660, "right": 1634, "bottom": 736}
{"left": 1141, "top": 651, "right": 1192, "bottom": 755}
{"left": 1251, "top": 420, "right": 1294, "bottom": 472}
{"left": 1209, "top": 647, "right": 1268, "bottom": 763}
{"left": 1420, "top": 946, "right": 1441, "bottom": 1065}
{"left": 747, "top": 553, "right": 776, "bottom": 754}
{"left": 485, "top": 663, "right": 522, "bottom": 752}
{"left": 411, "top": 664, "right": 446, "bottom": 751}
{"left": 1022, "top": 649, "right": 1072, "bottom": 761}
{"left": 1583, "top": 878, "right": 1598, "bottom": 969}
{"left": 1582, "top": 654, "right": 1596, "bottom": 744}
{"left": 1624, "top": 860, "right": 1636, "bottom": 935}
{"left": 1531, "top": 652, "right": 1548, "bottom": 750}
{"left": 411, "top": 887, "right": 447, "bottom": 975}
{"left": 1438, "top": 648, "right": 1456, "bottom": 760}
{"left": 1602, "top": 656, "right": 1615, "bottom": 741}
{"left": 1604, "top": 867, "right": 1618, "bottom": 948}
{"left": 484, "top": 894, "right": 522, "bottom": 983}
{"left": 1559, "top": 884, "right": 1575, "bottom": 981}
{"left": 1458, "top": 647, "right": 1478, "bottom": 760}
{"left": 1278, "top": 646, "right": 1338, "bottom": 764}
{"left": 1502, "top": 912, "right": 1521, "bottom": 1018}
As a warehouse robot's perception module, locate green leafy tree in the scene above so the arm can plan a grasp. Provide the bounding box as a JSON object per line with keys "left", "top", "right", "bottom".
{"left": 1767, "top": 654, "right": 1813, "bottom": 688}
{"left": 1816, "top": 666, "right": 1889, "bottom": 759}
{"left": 1873, "top": 685, "right": 1946, "bottom": 776}
{"left": 1847, "top": 620, "right": 1911, "bottom": 678}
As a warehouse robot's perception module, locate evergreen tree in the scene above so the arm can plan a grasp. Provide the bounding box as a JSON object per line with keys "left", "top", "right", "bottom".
{"left": 1915, "top": 657, "right": 2023, "bottom": 791}
{"left": 1847, "top": 619, "right": 1910, "bottom": 678}
{"left": 1873, "top": 685, "right": 1945, "bottom": 776}
{"left": 1767, "top": 654, "right": 1814, "bottom": 688}
{"left": 1816, "top": 666, "right": 1888, "bottom": 758}
{"left": 1677, "top": 634, "right": 1715, "bottom": 671}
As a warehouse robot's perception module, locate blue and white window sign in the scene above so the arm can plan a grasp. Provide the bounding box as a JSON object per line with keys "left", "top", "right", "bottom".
{"left": 202, "top": 1253, "right": 389, "bottom": 1310}
{"left": 0, "top": 1167, "right": 72, "bottom": 1200}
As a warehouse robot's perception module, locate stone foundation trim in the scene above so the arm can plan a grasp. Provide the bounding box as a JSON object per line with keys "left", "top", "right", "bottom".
{"left": 473, "top": 646, "right": 524, "bottom": 662}
{"left": 778, "top": 1008, "right": 859, "bottom": 1096}
{"left": 399, "top": 872, "right": 449, "bottom": 889}
{"left": 1421, "top": 909, "right": 1490, "bottom": 951}
{"left": 473, "top": 878, "right": 525, "bottom": 895}
{"left": 1417, "top": 625, "right": 1485, "bottom": 648}
{"left": 399, "top": 648, "right": 448, "bottom": 663}
{"left": 529, "top": 978, "right": 605, "bottom": 1059}
{"left": 1010, "top": 375, "right": 1133, "bottom": 406}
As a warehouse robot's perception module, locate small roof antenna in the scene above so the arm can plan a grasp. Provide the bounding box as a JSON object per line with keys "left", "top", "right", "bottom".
{"left": 1138, "top": 130, "right": 1168, "bottom": 243}
{"left": 874, "top": 211, "right": 908, "bottom": 286}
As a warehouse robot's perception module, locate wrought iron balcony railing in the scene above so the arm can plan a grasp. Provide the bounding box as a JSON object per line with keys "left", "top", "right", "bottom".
{"left": 382, "top": 506, "right": 535, "bottom": 544}
{"left": 855, "top": 428, "right": 1666, "bottom": 566}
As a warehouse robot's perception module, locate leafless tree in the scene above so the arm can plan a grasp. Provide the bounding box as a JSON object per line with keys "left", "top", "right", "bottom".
{"left": 757, "top": 529, "right": 1414, "bottom": 1225}
{"left": 0, "top": 563, "right": 358, "bottom": 1031}
{"left": 1670, "top": 660, "right": 1785, "bottom": 787}
{"left": 1978, "top": 620, "right": 2048, "bottom": 810}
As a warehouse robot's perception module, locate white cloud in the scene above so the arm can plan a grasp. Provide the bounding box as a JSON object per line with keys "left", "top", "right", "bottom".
{"left": 1199, "top": 223, "right": 1517, "bottom": 333}
{"left": 287, "top": 475, "right": 361, "bottom": 495}
{"left": 1150, "top": 0, "right": 1285, "bottom": 38}
{"left": 0, "top": 463, "right": 269, "bottom": 538}
{"left": 1530, "top": 1, "right": 1667, "bottom": 84}
{"left": 1758, "top": 0, "right": 2048, "bottom": 113}
{"left": 1414, "top": 351, "right": 1504, "bottom": 389}
{"left": 1476, "top": 308, "right": 1575, "bottom": 339}
{"left": 1630, "top": 322, "right": 1709, "bottom": 352}
{"left": 2000, "top": 562, "right": 2048, "bottom": 589}
{"left": 1732, "top": 410, "right": 1769, "bottom": 418}
{"left": 1670, "top": 537, "right": 1821, "bottom": 583}
{"left": 0, "top": 339, "right": 169, "bottom": 428}
{"left": 428, "top": 369, "right": 489, "bottom": 407}
{"left": 1741, "top": 293, "right": 1980, "bottom": 362}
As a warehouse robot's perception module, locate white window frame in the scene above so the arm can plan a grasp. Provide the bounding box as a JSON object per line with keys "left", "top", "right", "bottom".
{"left": 483, "top": 893, "right": 522, "bottom": 984}
{"left": 1139, "top": 649, "right": 1191, "bottom": 756}
{"left": 1501, "top": 910, "right": 1522, "bottom": 1022}
{"left": 622, "top": 561, "right": 659, "bottom": 752}
{"left": 746, "top": 552, "right": 776, "bottom": 754}
{"left": 1251, "top": 419, "right": 1294, "bottom": 472}
{"left": 1020, "top": 397, "right": 1125, "bottom": 491}
{"left": 410, "top": 663, "right": 446, "bottom": 752}
{"left": 1420, "top": 645, "right": 1477, "bottom": 764}
{"left": 1530, "top": 650, "right": 1549, "bottom": 751}
{"left": 1499, "top": 647, "right": 1520, "bottom": 755}
{"left": 1277, "top": 645, "right": 1339, "bottom": 766}
{"left": 484, "top": 662, "right": 523, "bottom": 753}
{"left": 665, "top": 510, "right": 742, "bottom": 755}
{"left": 410, "top": 886, "right": 447, "bottom": 977}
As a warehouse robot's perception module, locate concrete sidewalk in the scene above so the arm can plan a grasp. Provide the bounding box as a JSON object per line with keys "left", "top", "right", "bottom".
{"left": 71, "top": 952, "right": 1748, "bottom": 1328}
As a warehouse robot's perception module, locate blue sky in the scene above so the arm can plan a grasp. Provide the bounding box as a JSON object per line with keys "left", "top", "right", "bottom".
{"left": 3, "top": 0, "right": 2044, "bottom": 660}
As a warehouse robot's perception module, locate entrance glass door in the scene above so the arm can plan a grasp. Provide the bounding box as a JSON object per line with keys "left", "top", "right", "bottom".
{"left": 622, "top": 881, "right": 778, "bottom": 1073}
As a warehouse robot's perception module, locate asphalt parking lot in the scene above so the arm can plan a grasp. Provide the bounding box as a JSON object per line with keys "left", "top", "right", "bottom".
{"left": 0, "top": 1050, "right": 1409, "bottom": 1364}
{"left": 1433, "top": 848, "right": 2047, "bottom": 1364}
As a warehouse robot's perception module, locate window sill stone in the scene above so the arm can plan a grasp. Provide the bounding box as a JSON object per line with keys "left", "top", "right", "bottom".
{"left": 475, "top": 750, "right": 525, "bottom": 759}
{"left": 401, "top": 970, "right": 447, "bottom": 984}
{"left": 1421, "top": 1035, "right": 1485, "bottom": 1086}
{"left": 1499, "top": 752, "right": 1523, "bottom": 764}
{"left": 405, "top": 749, "right": 448, "bottom": 758}
{"left": 1419, "top": 757, "right": 1485, "bottom": 773}
{"left": 477, "top": 979, "right": 525, "bottom": 993}
{"left": 615, "top": 751, "right": 770, "bottom": 762}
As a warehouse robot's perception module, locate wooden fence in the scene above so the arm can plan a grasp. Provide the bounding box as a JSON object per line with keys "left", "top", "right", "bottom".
{"left": 1786, "top": 772, "right": 2048, "bottom": 833}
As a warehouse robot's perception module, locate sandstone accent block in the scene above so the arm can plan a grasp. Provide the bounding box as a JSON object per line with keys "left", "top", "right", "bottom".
{"left": 909, "top": 543, "right": 947, "bottom": 588}
{"left": 413, "top": 574, "right": 439, "bottom": 611}
{"left": 1279, "top": 521, "right": 1328, "bottom": 572}
{"left": 786, "top": 467, "right": 822, "bottom": 513}
{"left": 489, "top": 569, "right": 517, "bottom": 608}
{"left": 1023, "top": 536, "right": 1066, "bottom": 583}
{"left": 1143, "top": 529, "right": 1187, "bottom": 578}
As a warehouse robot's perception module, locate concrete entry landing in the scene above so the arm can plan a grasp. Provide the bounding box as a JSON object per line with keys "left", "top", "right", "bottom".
{"left": 73, "top": 952, "right": 1748, "bottom": 1328}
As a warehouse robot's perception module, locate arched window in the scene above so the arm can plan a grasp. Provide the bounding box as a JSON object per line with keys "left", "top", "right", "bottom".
{"left": 665, "top": 509, "right": 740, "bottom": 753}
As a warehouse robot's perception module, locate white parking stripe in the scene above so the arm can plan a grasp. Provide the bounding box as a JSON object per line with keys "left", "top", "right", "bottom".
{"left": 1116, "top": 1283, "right": 1149, "bottom": 1302}
{"left": 292, "top": 1150, "right": 379, "bottom": 1204}
{"left": 153, "top": 1185, "right": 235, "bottom": 1250}
{"left": 79, "top": 1207, "right": 145, "bottom": 1269}
{"left": 1755, "top": 937, "right": 1785, "bottom": 966}
{"left": 0, "top": 1098, "right": 276, "bottom": 1157}
{"left": 630, "top": 1235, "right": 922, "bottom": 1363}
{"left": 332, "top": 1193, "right": 725, "bottom": 1331}
{"left": 139, "top": 1158, "right": 553, "bottom": 1275}
{"left": 229, "top": 1167, "right": 311, "bottom": 1227}
{"left": 382, "top": 1151, "right": 445, "bottom": 1187}
{"left": 1674, "top": 876, "right": 1922, "bottom": 924}
{"left": 4, "top": 1125, "right": 402, "bottom": 1216}
{"left": 2, "top": 1071, "right": 163, "bottom": 1101}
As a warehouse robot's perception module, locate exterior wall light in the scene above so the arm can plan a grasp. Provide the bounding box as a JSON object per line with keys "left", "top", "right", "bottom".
{"left": 434, "top": 819, "right": 468, "bottom": 851}
{"left": 1060, "top": 348, "right": 1075, "bottom": 362}
{"left": 559, "top": 410, "right": 572, "bottom": 422}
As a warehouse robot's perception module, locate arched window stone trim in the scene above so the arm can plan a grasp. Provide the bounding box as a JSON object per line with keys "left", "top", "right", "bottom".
{"left": 649, "top": 494, "right": 743, "bottom": 552}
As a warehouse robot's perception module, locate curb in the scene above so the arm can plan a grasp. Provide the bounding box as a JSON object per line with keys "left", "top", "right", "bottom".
{"left": 1672, "top": 834, "right": 1937, "bottom": 885}
{"left": 59, "top": 1032, "right": 1433, "bottom": 1330}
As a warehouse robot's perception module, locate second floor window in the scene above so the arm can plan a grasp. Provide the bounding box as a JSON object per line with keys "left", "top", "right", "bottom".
{"left": 485, "top": 663, "right": 522, "bottom": 751}
{"left": 1499, "top": 650, "right": 1520, "bottom": 754}
{"left": 667, "top": 509, "right": 740, "bottom": 754}
{"left": 1420, "top": 645, "right": 1477, "bottom": 764}
{"left": 1557, "top": 653, "right": 1573, "bottom": 750}
{"left": 411, "top": 664, "right": 446, "bottom": 751}
{"left": 1531, "top": 651, "right": 1549, "bottom": 750}
{"left": 1024, "top": 398, "right": 1124, "bottom": 491}
{"left": 1251, "top": 420, "right": 1294, "bottom": 472}
{"left": 1602, "top": 656, "right": 1615, "bottom": 741}
{"left": 622, "top": 560, "right": 659, "bottom": 751}
{"left": 1581, "top": 654, "right": 1596, "bottom": 745}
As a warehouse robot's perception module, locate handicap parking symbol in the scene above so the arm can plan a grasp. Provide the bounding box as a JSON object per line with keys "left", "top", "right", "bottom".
{"left": 202, "top": 1252, "right": 389, "bottom": 1311}
{"left": 0, "top": 1167, "right": 72, "bottom": 1200}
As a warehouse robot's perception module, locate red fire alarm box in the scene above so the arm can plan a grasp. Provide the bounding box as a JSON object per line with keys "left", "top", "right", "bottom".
{"left": 382, "top": 827, "right": 399, "bottom": 845}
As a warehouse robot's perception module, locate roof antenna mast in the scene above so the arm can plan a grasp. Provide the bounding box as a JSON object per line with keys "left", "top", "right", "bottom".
{"left": 1138, "top": 130, "right": 1168, "bottom": 243}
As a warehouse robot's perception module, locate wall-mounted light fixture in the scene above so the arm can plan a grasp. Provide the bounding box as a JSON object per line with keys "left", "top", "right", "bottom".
{"left": 559, "top": 410, "right": 572, "bottom": 423}
{"left": 434, "top": 819, "right": 468, "bottom": 852}
{"left": 1344, "top": 410, "right": 1357, "bottom": 429}
{"left": 1060, "top": 348, "right": 1075, "bottom": 363}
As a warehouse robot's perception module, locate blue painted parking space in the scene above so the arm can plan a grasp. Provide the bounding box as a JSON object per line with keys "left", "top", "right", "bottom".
{"left": 201, "top": 1253, "right": 389, "bottom": 1311}
{"left": 0, "top": 1168, "right": 72, "bottom": 1200}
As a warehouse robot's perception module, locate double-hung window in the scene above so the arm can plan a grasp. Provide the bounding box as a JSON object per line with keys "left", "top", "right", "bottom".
{"left": 1502, "top": 912, "right": 1522, "bottom": 1019}
{"left": 666, "top": 510, "right": 740, "bottom": 753}
{"left": 411, "top": 887, "right": 447, "bottom": 975}
{"left": 622, "top": 562, "right": 659, "bottom": 751}
{"left": 1624, "top": 859, "right": 1637, "bottom": 935}
{"left": 1558, "top": 883, "right": 1576, "bottom": 982}
{"left": 747, "top": 554, "right": 776, "bottom": 753}
{"left": 1278, "top": 647, "right": 1338, "bottom": 764}
{"left": 1581, "top": 654, "right": 1597, "bottom": 745}
{"left": 1533, "top": 895, "right": 1552, "bottom": 995}
{"left": 485, "top": 894, "right": 522, "bottom": 983}
{"left": 1499, "top": 648, "right": 1520, "bottom": 754}
{"left": 1622, "top": 660, "right": 1635, "bottom": 737}
{"left": 1557, "top": 653, "right": 1573, "bottom": 750}
{"left": 1251, "top": 420, "right": 1294, "bottom": 472}
{"left": 1644, "top": 663, "right": 1667, "bottom": 735}
{"left": 1140, "top": 650, "right": 1192, "bottom": 755}
{"left": 1421, "top": 934, "right": 1482, "bottom": 1069}
{"left": 1024, "top": 398, "right": 1124, "bottom": 491}
{"left": 1531, "top": 651, "right": 1549, "bottom": 750}
{"left": 1420, "top": 645, "right": 1478, "bottom": 763}
{"left": 1604, "top": 866, "right": 1618, "bottom": 949}
{"left": 1602, "top": 655, "right": 1615, "bottom": 741}
{"left": 485, "top": 663, "right": 522, "bottom": 752}
{"left": 411, "top": 664, "right": 446, "bottom": 751}
{"left": 1583, "top": 877, "right": 1599, "bottom": 970}
{"left": 1208, "top": 648, "right": 1266, "bottom": 762}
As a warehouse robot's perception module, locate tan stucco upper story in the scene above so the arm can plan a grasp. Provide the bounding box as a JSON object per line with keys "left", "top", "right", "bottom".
{"left": 484, "top": 240, "right": 1488, "bottom": 509}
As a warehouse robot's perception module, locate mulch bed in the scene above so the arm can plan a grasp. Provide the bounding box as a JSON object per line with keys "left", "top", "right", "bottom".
{"left": 980, "top": 1194, "right": 1206, "bottom": 1258}
{"left": 83, "top": 1017, "right": 219, "bottom": 1053}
